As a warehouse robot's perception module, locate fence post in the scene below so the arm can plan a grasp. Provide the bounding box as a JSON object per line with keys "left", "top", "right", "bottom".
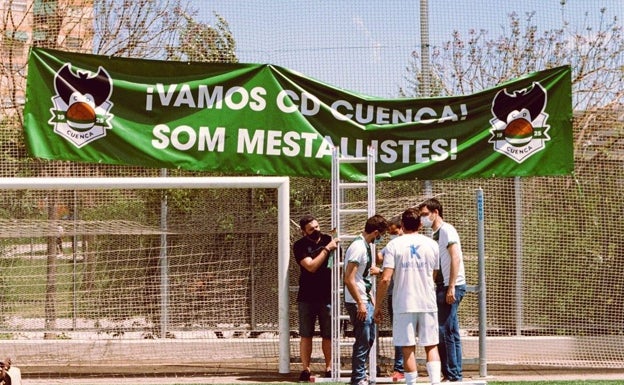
{"left": 476, "top": 188, "right": 487, "bottom": 377}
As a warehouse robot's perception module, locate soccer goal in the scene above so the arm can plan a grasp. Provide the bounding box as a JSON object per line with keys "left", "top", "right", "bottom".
{"left": 0, "top": 176, "right": 291, "bottom": 374}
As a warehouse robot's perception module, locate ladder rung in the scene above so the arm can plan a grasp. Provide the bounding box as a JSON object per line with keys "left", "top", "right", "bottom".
{"left": 339, "top": 208, "right": 368, "bottom": 215}
{"left": 337, "top": 156, "right": 368, "bottom": 164}
{"left": 331, "top": 148, "right": 375, "bottom": 377}
{"left": 338, "top": 370, "right": 351, "bottom": 375}
{"left": 338, "top": 182, "right": 367, "bottom": 189}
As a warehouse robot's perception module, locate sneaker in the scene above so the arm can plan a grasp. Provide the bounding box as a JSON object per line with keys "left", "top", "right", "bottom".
{"left": 353, "top": 379, "right": 369, "bottom": 385}
{"left": 299, "top": 370, "right": 311, "bottom": 382}
{"left": 391, "top": 371, "right": 405, "bottom": 382}
{"left": 324, "top": 370, "right": 332, "bottom": 378}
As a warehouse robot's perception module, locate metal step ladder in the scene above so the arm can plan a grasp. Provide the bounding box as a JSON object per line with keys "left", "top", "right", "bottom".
{"left": 326, "top": 146, "right": 376, "bottom": 383}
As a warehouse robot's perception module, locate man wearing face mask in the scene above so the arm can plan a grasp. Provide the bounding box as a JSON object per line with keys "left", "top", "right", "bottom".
{"left": 375, "top": 215, "right": 405, "bottom": 381}
{"left": 293, "top": 214, "right": 340, "bottom": 382}
{"left": 344, "top": 214, "right": 388, "bottom": 385}
{"left": 418, "top": 198, "right": 466, "bottom": 383}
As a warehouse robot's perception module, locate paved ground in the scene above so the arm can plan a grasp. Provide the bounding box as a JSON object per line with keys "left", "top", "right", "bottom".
{"left": 23, "top": 368, "right": 624, "bottom": 384}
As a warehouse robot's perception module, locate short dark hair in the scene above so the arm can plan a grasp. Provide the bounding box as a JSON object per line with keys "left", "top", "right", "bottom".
{"left": 418, "top": 198, "right": 444, "bottom": 218}
{"left": 299, "top": 214, "right": 316, "bottom": 230}
{"left": 401, "top": 208, "right": 421, "bottom": 231}
{"left": 388, "top": 215, "right": 402, "bottom": 228}
{"left": 364, "top": 214, "right": 388, "bottom": 234}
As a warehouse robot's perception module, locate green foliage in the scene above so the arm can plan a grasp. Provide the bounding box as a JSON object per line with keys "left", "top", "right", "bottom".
{"left": 80, "top": 191, "right": 147, "bottom": 222}
{"left": 290, "top": 177, "right": 331, "bottom": 211}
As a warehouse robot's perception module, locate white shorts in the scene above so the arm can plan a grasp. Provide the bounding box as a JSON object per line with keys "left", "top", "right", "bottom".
{"left": 392, "top": 311, "right": 439, "bottom": 347}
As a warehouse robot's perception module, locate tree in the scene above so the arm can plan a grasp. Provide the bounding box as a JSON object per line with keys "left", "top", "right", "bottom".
{"left": 403, "top": 3, "right": 624, "bottom": 111}
{"left": 93, "top": 0, "right": 194, "bottom": 59}
{"left": 403, "top": 2, "right": 624, "bottom": 331}
{"left": 93, "top": 1, "right": 238, "bottom": 63}
{"left": 0, "top": 0, "right": 240, "bottom": 338}
{"left": 168, "top": 9, "right": 237, "bottom": 63}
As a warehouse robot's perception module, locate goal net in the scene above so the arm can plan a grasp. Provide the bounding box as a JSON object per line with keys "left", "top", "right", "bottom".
{"left": 0, "top": 176, "right": 291, "bottom": 375}
{"left": 0, "top": 171, "right": 623, "bottom": 380}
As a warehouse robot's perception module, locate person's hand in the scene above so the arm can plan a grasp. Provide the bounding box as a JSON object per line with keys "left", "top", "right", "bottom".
{"left": 357, "top": 302, "right": 367, "bottom": 321}
{"left": 327, "top": 237, "right": 340, "bottom": 251}
{"left": 373, "top": 307, "right": 383, "bottom": 324}
{"left": 446, "top": 286, "right": 456, "bottom": 304}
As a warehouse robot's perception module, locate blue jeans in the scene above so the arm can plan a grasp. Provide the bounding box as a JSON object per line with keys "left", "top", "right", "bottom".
{"left": 345, "top": 301, "right": 375, "bottom": 385}
{"left": 437, "top": 284, "right": 466, "bottom": 381}
{"left": 388, "top": 295, "right": 404, "bottom": 373}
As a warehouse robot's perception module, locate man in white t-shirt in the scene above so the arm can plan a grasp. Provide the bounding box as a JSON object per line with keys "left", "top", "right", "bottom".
{"left": 374, "top": 208, "right": 442, "bottom": 385}
{"left": 419, "top": 198, "right": 466, "bottom": 382}
{"left": 375, "top": 216, "right": 404, "bottom": 381}
{"left": 344, "top": 214, "right": 388, "bottom": 385}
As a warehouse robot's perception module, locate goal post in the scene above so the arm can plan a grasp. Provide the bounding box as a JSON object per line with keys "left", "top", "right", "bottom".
{"left": 0, "top": 176, "right": 291, "bottom": 374}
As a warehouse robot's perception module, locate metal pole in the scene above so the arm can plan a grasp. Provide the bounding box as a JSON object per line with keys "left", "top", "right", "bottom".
{"left": 420, "top": 0, "right": 434, "bottom": 204}
{"left": 278, "top": 178, "right": 291, "bottom": 374}
{"left": 367, "top": 147, "right": 377, "bottom": 384}
{"left": 330, "top": 146, "right": 341, "bottom": 381}
{"left": 476, "top": 188, "right": 487, "bottom": 377}
{"left": 420, "top": 0, "right": 431, "bottom": 97}
{"left": 72, "top": 189, "right": 77, "bottom": 330}
{"left": 514, "top": 177, "right": 523, "bottom": 336}
{"left": 160, "top": 169, "right": 169, "bottom": 338}
{"left": 250, "top": 190, "right": 257, "bottom": 330}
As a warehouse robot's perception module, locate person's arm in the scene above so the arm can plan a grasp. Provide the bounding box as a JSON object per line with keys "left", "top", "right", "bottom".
{"left": 299, "top": 237, "right": 339, "bottom": 273}
{"left": 370, "top": 249, "right": 385, "bottom": 276}
{"left": 375, "top": 250, "right": 384, "bottom": 265}
{"left": 344, "top": 261, "right": 367, "bottom": 321}
{"left": 373, "top": 267, "right": 393, "bottom": 324}
{"left": 446, "top": 242, "right": 461, "bottom": 304}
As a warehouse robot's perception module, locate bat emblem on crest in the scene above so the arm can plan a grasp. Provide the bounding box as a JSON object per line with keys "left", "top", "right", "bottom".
{"left": 49, "top": 63, "right": 114, "bottom": 147}
{"left": 488, "top": 82, "right": 551, "bottom": 163}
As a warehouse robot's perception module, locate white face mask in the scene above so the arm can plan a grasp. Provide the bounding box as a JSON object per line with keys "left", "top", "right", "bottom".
{"left": 389, "top": 234, "right": 399, "bottom": 240}
{"left": 421, "top": 214, "right": 434, "bottom": 228}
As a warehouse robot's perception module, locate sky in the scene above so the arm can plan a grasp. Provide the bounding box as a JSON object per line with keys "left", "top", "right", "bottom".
{"left": 195, "top": 1, "right": 623, "bottom": 98}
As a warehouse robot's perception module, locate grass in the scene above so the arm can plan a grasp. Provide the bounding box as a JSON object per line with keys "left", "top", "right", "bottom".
{"left": 0, "top": 257, "right": 78, "bottom": 317}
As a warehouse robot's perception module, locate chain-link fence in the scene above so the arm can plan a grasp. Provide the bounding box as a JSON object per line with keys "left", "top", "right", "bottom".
{"left": 0, "top": 0, "right": 621, "bottom": 377}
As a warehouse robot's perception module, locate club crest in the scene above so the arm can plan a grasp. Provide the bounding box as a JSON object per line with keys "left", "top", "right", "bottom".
{"left": 48, "top": 63, "right": 114, "bottom": 147}
{"left": 488, "top": 82, "right": 550, "bottom": 163}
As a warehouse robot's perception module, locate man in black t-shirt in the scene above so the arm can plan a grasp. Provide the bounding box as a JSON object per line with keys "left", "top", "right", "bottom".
{"left": 293, "top": 214, "right": 339, "bottom": 382}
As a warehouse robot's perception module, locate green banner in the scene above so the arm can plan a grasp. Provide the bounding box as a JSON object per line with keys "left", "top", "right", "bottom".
{"left": 24, "top": 47, "right": 573, "bottom": 181}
